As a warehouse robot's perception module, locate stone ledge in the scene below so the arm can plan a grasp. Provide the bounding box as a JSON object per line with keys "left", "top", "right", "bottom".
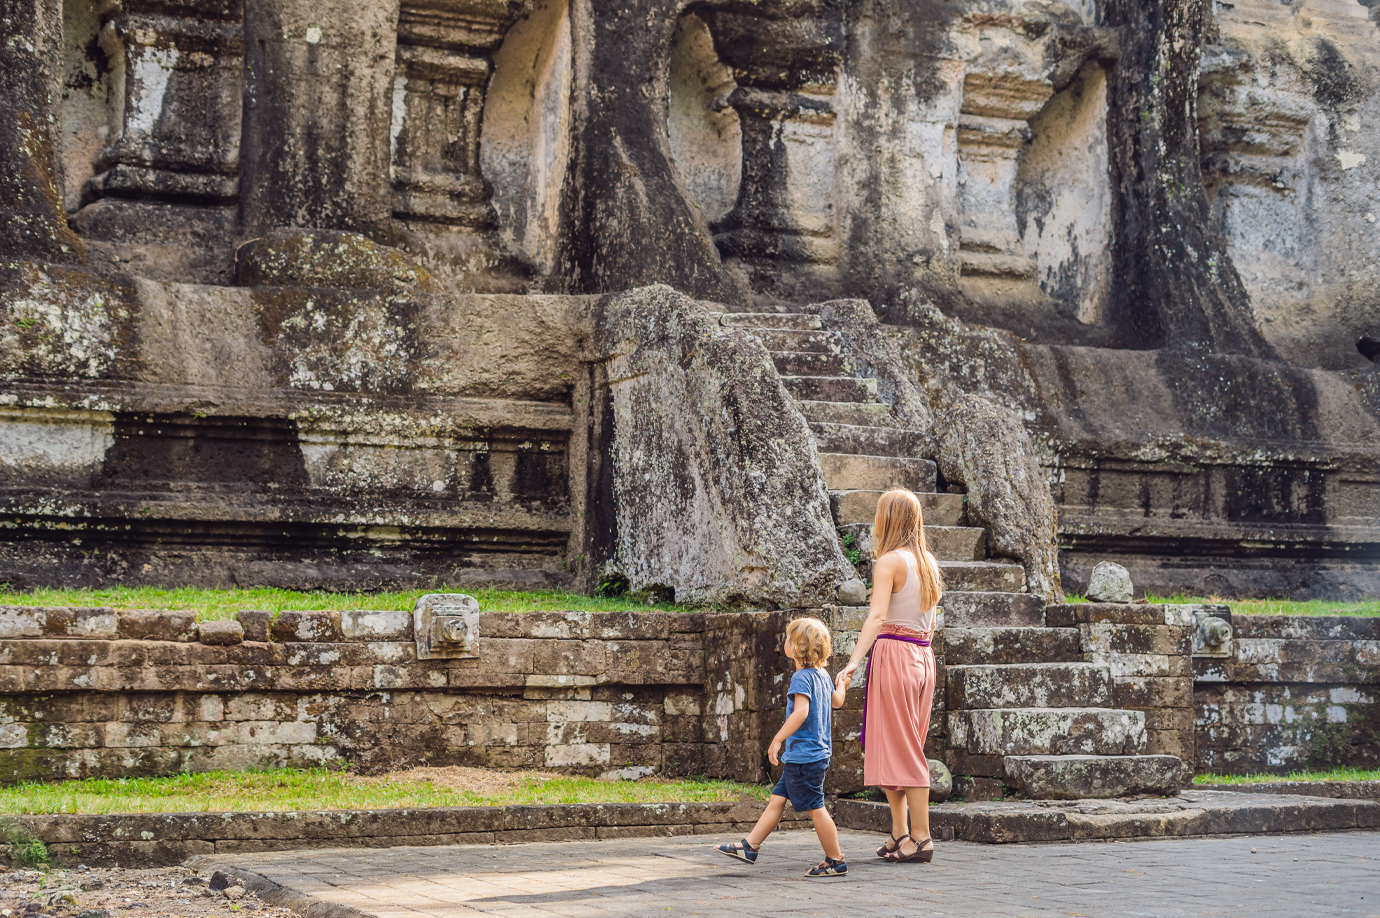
{"left": 834, "top": 789, "right": 1380, "bottom": 843}
{"left": 5, "top": 802, "right": 812, "bottom": 867}
{"left": 1198, "top": 780, "right": 1380, "bottom": 800}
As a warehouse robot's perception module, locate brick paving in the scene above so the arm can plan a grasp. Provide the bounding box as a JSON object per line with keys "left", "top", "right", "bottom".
{"left": 229, "top": 828, "right": 1380, "bottom": 918}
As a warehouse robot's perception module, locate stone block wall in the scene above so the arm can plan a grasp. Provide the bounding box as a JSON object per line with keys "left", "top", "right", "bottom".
{"left": 1195, "top": 616, "right": 1380, "bottom": 774}
{"left": 0, "top": 606, "right": 833, "bottom": 787}
{"left": 1047, "top": 603, "right": 1196, "bottom": 764}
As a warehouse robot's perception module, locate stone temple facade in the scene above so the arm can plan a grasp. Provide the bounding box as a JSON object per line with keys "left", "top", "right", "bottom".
{"left": 2, "top": 0, "right": 1379, "bottom": 601}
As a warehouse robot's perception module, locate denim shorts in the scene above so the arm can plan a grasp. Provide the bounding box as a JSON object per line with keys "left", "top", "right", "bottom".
{"left": 772, "top": 759, "right": 828, "bottom": 812}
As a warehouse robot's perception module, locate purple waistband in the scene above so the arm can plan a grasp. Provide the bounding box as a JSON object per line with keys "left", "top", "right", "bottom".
{"left": 859, "top": 632, "right": 931, "bottom": 749}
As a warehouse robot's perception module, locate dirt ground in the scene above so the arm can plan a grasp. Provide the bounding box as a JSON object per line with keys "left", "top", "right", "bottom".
{"left": 0, "top": 865, "right": 295, "bottom": 918}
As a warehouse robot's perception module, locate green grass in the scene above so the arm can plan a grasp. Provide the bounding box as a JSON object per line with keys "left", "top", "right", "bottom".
{"left": 1195, "top": 767, "right": 1380, "bottom": 785}
{"left": 1064, "top": 593, "right": 1380, "bottom": 617}
{"left": 0, "top": 768, "right": 770, "bottom": 815}
{"left": 0, "top": 586, "right": 702, "bottom": 621}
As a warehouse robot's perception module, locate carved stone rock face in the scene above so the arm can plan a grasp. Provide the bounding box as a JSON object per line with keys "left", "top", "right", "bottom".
{"left": 0, "top": 0, "right": 1376, "bottom": 599}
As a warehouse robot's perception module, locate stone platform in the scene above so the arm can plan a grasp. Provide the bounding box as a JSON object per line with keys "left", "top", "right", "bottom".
{"left": 836, "top": 788, "right": 1380, "bottom": 844}
{"left": 205, "top": 828, "right": 1380, "bottom": 918}
{"left": 10, "top": 789, "right": 1378, "bottom": 868}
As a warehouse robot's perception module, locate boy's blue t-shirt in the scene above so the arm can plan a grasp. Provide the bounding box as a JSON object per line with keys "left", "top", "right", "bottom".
{"left": 782, "top": 667, "right": 833, "bottom": 764}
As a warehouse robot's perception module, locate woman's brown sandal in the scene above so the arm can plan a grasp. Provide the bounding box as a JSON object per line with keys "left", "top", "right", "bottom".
{"left": 875, "top": 834, "right": 902, "bottom": 858}
{"left": 882, "top": 835, "right": 934, "bottom": 864}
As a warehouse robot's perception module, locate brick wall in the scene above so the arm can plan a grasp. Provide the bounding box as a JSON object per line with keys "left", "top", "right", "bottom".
{"left": 1195, "top": 616, "right": 1380, "bottom": 774}
{"left": 0, "top": 606, "right": 835, "bottom": 786}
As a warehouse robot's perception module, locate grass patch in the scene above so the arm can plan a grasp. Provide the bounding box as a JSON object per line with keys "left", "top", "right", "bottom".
{"left": 1064, "top": 593, "right": 1380, "bottom": 617}
{"left": 0, "top": 586, "right": 705, "bottom": 621}
{"left": 1195, "top": 766, "right": 1380, "bottom": 785}
{"left": 0, "top": 767, "right": 771, "bottom": 815}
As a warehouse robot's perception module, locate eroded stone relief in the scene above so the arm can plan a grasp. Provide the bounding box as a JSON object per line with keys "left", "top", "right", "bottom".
{"left": 1, "top": 0, "right": 1376, "bottom": 598}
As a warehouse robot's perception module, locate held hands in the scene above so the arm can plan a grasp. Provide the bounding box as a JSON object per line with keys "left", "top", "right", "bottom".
{"left": 835, "top": 662, "right": 859, "bottom": 689}
{"left": 767, "top": 737, "right": 784, "bottom": 766}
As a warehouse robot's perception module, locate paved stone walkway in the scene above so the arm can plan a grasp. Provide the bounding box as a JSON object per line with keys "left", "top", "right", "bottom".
{"left": 231, "top": 829, "right": 1380, "bottom": 918}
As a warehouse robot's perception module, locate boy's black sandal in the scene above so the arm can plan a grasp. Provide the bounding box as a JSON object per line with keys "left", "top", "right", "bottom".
{"left": 715, "top": 838, "right": 759, "bottom": 864}
{"left": 806, "top": 856, "right": 848, "bottom": 877}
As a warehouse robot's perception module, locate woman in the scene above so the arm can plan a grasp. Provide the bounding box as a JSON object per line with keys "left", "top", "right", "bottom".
{"left": 835, "top": 488, "right": 943, "bottom": 864}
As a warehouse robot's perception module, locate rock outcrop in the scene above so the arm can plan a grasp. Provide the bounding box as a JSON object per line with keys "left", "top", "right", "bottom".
{"left": 583, "top": 285, "right": 851, "bottom": 608}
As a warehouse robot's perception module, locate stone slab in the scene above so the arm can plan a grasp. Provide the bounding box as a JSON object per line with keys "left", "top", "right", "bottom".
{"left": 831, "top": 489, "right": 964, "bottom": 527}
{"left": 938, "top": 592, "right": 1044, "bottom": 627}
{"left": 947, "top": 662, "right": 1112, "bottom": 709}
{"left": 1199, "top": 780, "right": 1380, "bottom": 799}
{"left": 938, "top": 561, "right": 1026, "bottom": 593}
{"left": 836, "top": 789, "right": 1380, "bottom": 843}
{"left": 949, "top": 707, "right": 1146, "bottom": 756}
{"left": 818, "top": 452, "right": 937, "bottom": 493}
{"left": 1047, "top": 602, "right": 1167, "bottom": 627}
{"left": 1002, "top": 754, "right": 1190, "bottom": 800}
{"left": 945, "top": 627, "right": 1082, "bottom": 665}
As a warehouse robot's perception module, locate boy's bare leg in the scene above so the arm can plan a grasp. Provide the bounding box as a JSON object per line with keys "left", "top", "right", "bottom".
{"left": 807, "top": 807, "right": 844, "bottom": 860}
{"left": 745, "top": 795, "right": 788, "bottom": 848}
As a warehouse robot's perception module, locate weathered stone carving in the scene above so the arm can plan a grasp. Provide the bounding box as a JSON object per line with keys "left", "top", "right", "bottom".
{"left": 1, "top": 0, "right": 85, "bottom": 262}
{"left": 0, "top": 0, "right": 1376, "bottom": 598}
{"left": 74, "top": 0, "right": 243, "bottom": 282}
{"left": 413, "top": 591, "right": 480, "bottom": 659}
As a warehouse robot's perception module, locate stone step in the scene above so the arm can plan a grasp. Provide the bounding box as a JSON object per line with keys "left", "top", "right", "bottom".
{"left": 939, "top": 561, "right": 1025, "bottom": 593}
{"left": 782, "top": 376, "right": 875, "bottom": 403}
{"left": 819, "top": 453, "right": 937, "bottom": 493}
{"left": 949, "top": 707, "right": 1148, "bottom": 757}
{"left": 770, "top": 350, "right": 847, "bottom": 376}
{"left": 831, "top": 490, "right": 964, "bottom": 527}
{"left": 798, "top": 401, "right": 897, "bottom": 429}
{"left": 718, "top": 312, "right": 822, "bottom": 330}
{"left": 938, "top": 592, "right": 1044, "bottom": 628}
{"left": 1002, "top": 754, "right": 1190, "bottom": 800}
{"left": 839, "top": 522, "right": 985, "bottom": 562}
{"left": 947, "top": 662, "right": 1111, "bottom": 709}
{"left": 944, "top": 627, "right": 1082, "bottom": 666}
{"left": 751, "top": 328, "right": 839, "bottom": 353}
{"left": 812, "top": 423, "right": 925, "bottom": 457}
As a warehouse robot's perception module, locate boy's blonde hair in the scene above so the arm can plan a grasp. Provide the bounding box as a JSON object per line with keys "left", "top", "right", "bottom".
{"left": 785, "top": 617, "right": 831, "bottom": 668}
{"left": 873, "top": 488, "right": 944, "bottom": 612}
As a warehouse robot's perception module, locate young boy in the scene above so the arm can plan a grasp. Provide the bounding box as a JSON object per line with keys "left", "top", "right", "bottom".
{"left": 715, "top": 617, "right": 851, "bottom": 877}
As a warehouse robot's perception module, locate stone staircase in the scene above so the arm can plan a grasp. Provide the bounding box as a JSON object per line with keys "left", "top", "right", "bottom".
{"left": 719, "top": 311, "right": 1025, "bottom": 595}
{"left": 722, "top": 308, "right": 1187, "bottom": 800}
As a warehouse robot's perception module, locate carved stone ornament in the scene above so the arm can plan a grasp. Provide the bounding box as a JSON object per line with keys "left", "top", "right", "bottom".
{"left": 413, "top": 593, "right": 481, "bottom": 660}
{"left": 1188, "top": 605, "right": 1234, "bottom": 659}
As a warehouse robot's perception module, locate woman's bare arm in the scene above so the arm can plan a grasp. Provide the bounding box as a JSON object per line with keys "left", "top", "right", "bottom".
{"left": 835, "top": 552, "right": 903, "bottom": 686}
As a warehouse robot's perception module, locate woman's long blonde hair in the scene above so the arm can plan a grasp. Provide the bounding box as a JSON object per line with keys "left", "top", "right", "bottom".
{"left": 873, "top": 488, "right": 943, "bottom": 611}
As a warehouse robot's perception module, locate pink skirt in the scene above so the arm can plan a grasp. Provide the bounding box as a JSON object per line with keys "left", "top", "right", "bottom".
{"left": 862, "top": 623, "right": 935, "bottom": 790}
